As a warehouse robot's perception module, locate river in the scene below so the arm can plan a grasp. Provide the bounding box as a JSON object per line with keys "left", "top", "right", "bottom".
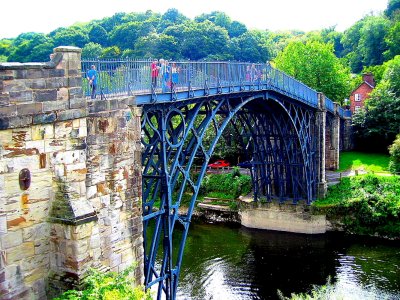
{"left": 174, "top": 221, "right": 400, "bottom": 300}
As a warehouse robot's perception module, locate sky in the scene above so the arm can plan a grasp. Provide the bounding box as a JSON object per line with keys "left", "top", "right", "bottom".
{"left": 0, "top": 0, "right": 389, "bottom": 39}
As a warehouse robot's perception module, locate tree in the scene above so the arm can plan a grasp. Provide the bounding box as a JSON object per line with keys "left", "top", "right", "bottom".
{"left": 109, "top": 22, "right": 141, "bottom": 50}
{"left": 157, "top": 8, "right": 188, "bottom": 32}
{"left": 228, "top": 21, "right": 247, "bottom": 38}
{"left": 8, "top": 33, "right": 53, "bottom": 62}
{"left": 180, "top": 20, "right": 230, "bottom": 60}
{"left": 341, "top": 18, "right": 367, "bottom": 72}
{"left": 275, "top": 41, "right": 351, "bottom": 103}
{"left": 230, "top": 30, "right": 272, "bottom": 62}
{"left": 384, "top": 21, "right": 400, "bottom": 60}
{"left": 0, "top": 39, "right": 12, "bottom": 58}
{"left": 358, "top": 16, "right": 390, "bottom": 67}
{"left": 51, "top": 26, "right": 89, "bottom": 48}
{"left": 100, "top": 46, "right": 121, "bottom": 59}
{"left": 385, "top": 0, "right": 400, "bottom": 20}
{"left": 88, "top": 24, "right": 109, "bottom": 46}
{"left": 82, "top": 42, "right": 103, "bottom": 58}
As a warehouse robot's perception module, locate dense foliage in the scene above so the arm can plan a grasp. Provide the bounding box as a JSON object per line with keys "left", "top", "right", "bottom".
{"left": 275, "top": 41, "right": 351, "bottom": 103}
{"left": 54, "top": 264, "right": 152, "bottom": 300}
{"left": 314, "top": 174, "right": 400, "bottom": 238}
{"left": 200, "top": 169, "right": 252, "bottom": 199}
{"left": 389, "top": 134, "right": 400, "bottom": 174}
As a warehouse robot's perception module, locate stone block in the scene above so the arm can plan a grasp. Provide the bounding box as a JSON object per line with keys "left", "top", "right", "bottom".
{"left": 57, "top": 88, "right": 69, "bottom": 101}
{"left": 46, "top": 77, "right": 66, "bottom": 89}
{"left": 44, "top": 139, "right": 66, "bottom": 153}
{"left": 48, "top": 69, "right": 65, "bottom": 78}
{"left": 25, "top": 140, "right": 45, "bottom": 153}
{"left": 26, "top": 69, "right": 47, "bottom": 79}
{"left": 69, "top": 87, "right": 83, "bottom": 99}
{"left": 69, "top": 98, "right": 86, "bottom": 109}
{"left": 71, "top": 223, "right": 93, "bottom": 241}
{"left": 32, "top": 112, "right": 57, "bottom": 125}
{"left": 0, "top": 230, "right": 23, "bottom": 249}
{"left": 0, "top": 94, "right": 11, "bottom": 106}
{"left": 34, "top": 239, "right": 50, "bottom": 255}
{"left": 6, "top": 242, "right": 35, "bottom": 264}
{"left": 21, "top": 252, "right": 49, "bottom": 273}
{"left": 9, "top": 90, "right": 33, "bottom": 103}
{"left": 28, "top": 78, "right": 46, "bottom": 89}
{"left": 33, "top": 89, "right": 57, "bottom": 102}
{"left": 2, "top": 115, "right": 33, "bottom": 129}
{"left": 22, "top": 222, "right": 50, "bottom": 242}
{"left": 68, "top": 76, "right": 82, "bottom": 88}
{"left": 42, "top": 100, "right": 69, "bottom": 112}
{"left": 0, "top": 105, "right": 17, "bottom": 117}
{"left": 55, "top": 121, "right": 73, "bottom": 139}
{"left": 4, "top": 155, "right": 40, "bottom": 175}
{"left": 24, "top": 268, "right": 48, "bottom": 286}
{"left": 31, "top": 123, "right": 54, "bottom": 140}
{"left": 3, "top": 80, "right": 26, "bottom": 93}
{"left": 109, "top": 252, "right": 122, "bottom": 268}
{"left": 57, "top": 108, "right": 87, "bottom": 121}
{"left": 16, "top": 102, "right": 43, "bottom": 115}
{"left": 51, "top": 150, "right": 84, "bottom": 165}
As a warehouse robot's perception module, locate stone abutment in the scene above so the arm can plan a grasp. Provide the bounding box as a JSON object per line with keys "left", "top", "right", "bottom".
{"left": 0, "top": 47, "right": 143, "bottom": 299}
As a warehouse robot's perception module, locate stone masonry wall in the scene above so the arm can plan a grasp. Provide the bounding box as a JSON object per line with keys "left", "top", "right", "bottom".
{"left": 0, "top": 47, "right": 143, "bottom": 299}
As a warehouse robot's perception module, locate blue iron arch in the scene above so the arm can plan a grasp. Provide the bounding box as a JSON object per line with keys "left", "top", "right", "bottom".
{"left": 141, "top": 90, "right": 318, "bottom": 299}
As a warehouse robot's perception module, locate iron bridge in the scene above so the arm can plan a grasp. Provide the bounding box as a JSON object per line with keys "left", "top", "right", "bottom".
{"left": 82, "top": 59, "right": 350, "bottom": 299}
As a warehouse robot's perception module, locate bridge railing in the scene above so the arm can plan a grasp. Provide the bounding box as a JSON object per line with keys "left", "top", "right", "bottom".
{"left": 325, "top": 97, "right": 335, "bottom": 113}
{"left": 82, "top": 59, "right": 323, "bottom": 109}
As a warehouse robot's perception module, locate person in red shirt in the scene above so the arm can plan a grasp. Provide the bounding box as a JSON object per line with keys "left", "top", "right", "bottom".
{"left": 151, "top": 59, "right": 159, "bottom": 88}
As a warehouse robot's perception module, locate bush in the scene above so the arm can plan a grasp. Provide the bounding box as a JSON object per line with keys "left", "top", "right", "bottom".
{"left": 389, "top": 134, "right": 400, "bottom": 174}
{"left": 53, "top": 264, "right": 152, "bottom": 300}
{"left": 314, "top": 174, "right": 400, "bottom": 238}
{"left": 200, "top": 170, "right": 252, "bottom": 199}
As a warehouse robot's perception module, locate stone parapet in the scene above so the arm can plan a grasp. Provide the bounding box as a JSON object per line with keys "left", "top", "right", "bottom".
{"left": 0, "top": 46, "right": 87, "bottom": 130}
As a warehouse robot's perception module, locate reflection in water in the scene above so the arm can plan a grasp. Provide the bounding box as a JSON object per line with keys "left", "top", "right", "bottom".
{"left": 173, "top": 222, "right": 400, "bottom": 300}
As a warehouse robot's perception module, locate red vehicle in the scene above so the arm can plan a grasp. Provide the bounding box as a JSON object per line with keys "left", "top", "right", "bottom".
{"left": 207, "top": 160, "right": 230, "bottom": 168}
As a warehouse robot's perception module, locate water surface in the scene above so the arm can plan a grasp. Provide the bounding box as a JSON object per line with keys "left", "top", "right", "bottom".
{"left": 176, "top": 222, "right": 400, "bottom": 299}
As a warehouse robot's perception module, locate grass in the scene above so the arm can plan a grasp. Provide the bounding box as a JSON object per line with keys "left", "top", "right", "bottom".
{"left": 338, "top": 151, "right": 390, "bottom": 173}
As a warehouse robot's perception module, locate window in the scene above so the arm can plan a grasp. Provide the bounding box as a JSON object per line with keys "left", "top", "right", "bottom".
{"left": 355, "top": 93, "right": 361, "bottom": 101}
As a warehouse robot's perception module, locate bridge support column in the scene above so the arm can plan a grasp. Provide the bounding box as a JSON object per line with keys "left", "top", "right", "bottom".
{"left": 325, "top": 104, "right": 340, "bottom": 170}
{"left": 316, "top": 93, "right": 327, "bottom": 198}
{"left": 342, "top": 116, "right": 353, "bottom": 151}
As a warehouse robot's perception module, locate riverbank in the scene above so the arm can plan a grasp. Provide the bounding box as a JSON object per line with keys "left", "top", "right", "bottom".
{"left": 193, "top": 174, "right": 400, "bottom": 240}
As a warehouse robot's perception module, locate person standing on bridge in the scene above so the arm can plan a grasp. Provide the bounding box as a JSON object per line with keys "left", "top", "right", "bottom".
{"left": 171, "top": 62, "right": 180, "bottom": 91}
{"left": 87, "top": 65, "right": 98, "bottom": 99}
{"left": 161, "top": 60, "right": 171, "bottom": 92}
{"left": 151, "top": 59, "right": 159, "bottom": 89}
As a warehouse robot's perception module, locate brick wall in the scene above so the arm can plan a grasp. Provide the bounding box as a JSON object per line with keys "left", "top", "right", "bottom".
{"left": 350, "top": 82, "right": 374, "bottom": 113}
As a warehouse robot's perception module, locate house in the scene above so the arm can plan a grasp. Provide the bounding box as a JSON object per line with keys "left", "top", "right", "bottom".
{"left": 349, "top": 73, "right": 375, "bottom": 113}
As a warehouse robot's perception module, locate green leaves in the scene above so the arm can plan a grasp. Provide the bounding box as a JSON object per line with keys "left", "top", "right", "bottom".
{"left": 54, "top": 264, "right": 152, "bottom": 300}
{"left": 275, "top": 41, "right": 351, "bottom": 103}
{"left": 314, "top": 174, "right": 400, "bottom": 238}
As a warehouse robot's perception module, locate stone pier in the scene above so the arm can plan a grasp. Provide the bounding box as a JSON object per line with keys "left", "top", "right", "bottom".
{"left": 0, "top": 47, "right": 143, "bottom": 299}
